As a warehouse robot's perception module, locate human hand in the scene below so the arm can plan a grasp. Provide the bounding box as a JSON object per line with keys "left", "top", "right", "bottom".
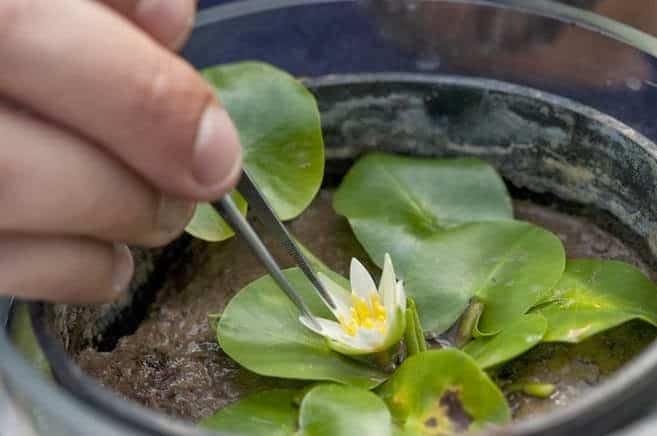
{"left": 0, "top": 0, "right": 242, "bottom": 303}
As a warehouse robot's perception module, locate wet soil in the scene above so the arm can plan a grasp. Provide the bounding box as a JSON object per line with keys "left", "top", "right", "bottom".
{"left": 75, "top": 191, "right": 657, "bottom": 423}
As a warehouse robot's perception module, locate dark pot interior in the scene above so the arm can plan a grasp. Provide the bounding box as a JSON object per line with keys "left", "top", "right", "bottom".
{"left": 26, "top": 75, "right": 657, "bottom": 436}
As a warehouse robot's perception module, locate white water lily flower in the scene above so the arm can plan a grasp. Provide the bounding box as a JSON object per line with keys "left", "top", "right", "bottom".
{"left": 300, "top": 254, "right": 406, "bottom": 356}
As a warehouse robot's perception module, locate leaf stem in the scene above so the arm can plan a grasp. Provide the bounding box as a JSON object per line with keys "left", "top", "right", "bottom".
{"left": 456, "top": 300, "right": 484, "bottom": 345}
{"left": 208, "top": 312, "right": 222, "bottom": 333}
{"left": 410, "top": 298, "right": 427, "bottom": 352}
{"left": 404, "top": 307, "right": 420, "bottom": 357}
{"left": 404, "top": 297, "right": 427, "bottom": 357}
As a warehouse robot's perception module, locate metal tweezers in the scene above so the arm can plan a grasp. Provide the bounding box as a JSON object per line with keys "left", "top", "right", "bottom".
{"left": 212, "top": 169, "right": 335, "bottom": 329}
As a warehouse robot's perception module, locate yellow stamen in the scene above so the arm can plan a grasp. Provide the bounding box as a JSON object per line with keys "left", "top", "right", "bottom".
{"left": 338, "top": 292, "right": 388, "bottom": 336}
{"left": 352, "top": 295, "right": 371, "bottom": 323}
{"left": 371, "top": 293, "right": 387, "bottom": 333}
{"left": 370, "top": 293, "right": 387, "bottom": 321}
{"left": 339, "top": 315, "right": 358, "bottom": 336}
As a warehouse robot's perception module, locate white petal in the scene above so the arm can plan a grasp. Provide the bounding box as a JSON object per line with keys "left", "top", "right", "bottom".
{"left": 385, "top": 281, "right": 406, "bottom": 323}
{"left": 381, "top": 307, "right": 406, "bottom": 349}
{"left": 327, "top": 338, "right": 372, "bottom": 355}
{"left": 316, "top": 319, "right": 354, "bottom": 342}
{"left": 325, "top": 323, "right": 380, "bottom": 355}
{"left": 396, "top": 280, "right": 407, "bottom": 312}
{"left": 350, "top": 258, "right": 377, "bottom": 301}
{"left": 345, "top": 332, "right": 377, "bottom": 348}
{"left": 301, "top": 316, "right": 353, "bottom": 343}
{"left": 329, "top": 328, "right": 384, "bottom": 355}
{"left": 317, "top": 272, "right": 352, "bottom": 320}
{"left": 354, "top": 327, "right": 385, "bottom": 347}
{"left": 299, "top": 315, "right": 324, "bottom": 336}
{"left": 380, "top": 254, "right": 397, "bottom": 313}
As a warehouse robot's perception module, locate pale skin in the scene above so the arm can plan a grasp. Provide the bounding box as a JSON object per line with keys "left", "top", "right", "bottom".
{"left": 0, "top": 0, "right": 242, "bottom": 303}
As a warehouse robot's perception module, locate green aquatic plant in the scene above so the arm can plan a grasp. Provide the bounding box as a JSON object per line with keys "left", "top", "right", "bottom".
{"left": 201, "top": 384, "right": 393, "bottom": 436}
{"left": 202, "top": 350, "right": 509, "bottom": 436}
{"left": 333, "top": 153, "right": 513, "bottom": 273}
{"left": 298, "top": 254, "right": 407, "bottom": 356}
{"left": 216, "top": 267, "right": 387, "bottom": 389}
{"left": 333, "top": 154, "right": 565, "bottom": 336}
{"left": 462, "top": 314, "right": 547, "bottom": 369}
{"left": 188, "top": 61, "right": 657, "bottom": 435}
{"left": 535, "top": 259, "right": 657, "bottom": 343}
{"left": 405, "top": 220, "right": 565, "bottom": 336}
{"left": 186, "top": 62, "right": 324, "bottom": 241}
{"left": 378, "top": 349, "right": 511, "bottom": 435}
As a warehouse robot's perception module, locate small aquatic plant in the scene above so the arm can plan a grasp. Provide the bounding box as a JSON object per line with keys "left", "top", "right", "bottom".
{"left": 189, "top": 61, "right": 657, "bottom": 436}
{"left": 300, "top": 255, "right": 406, "bottom": 356}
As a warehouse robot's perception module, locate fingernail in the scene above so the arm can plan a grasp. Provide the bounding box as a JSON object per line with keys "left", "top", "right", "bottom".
{"left": 112, "top": 244, "right": 134, "bottom": 294}
{"left": 193, "top": 103, "right": 242, "bottom": 191}
{"left": 155, "top": 194, "right": 195, "bottom": 238}
{"left": 171, "top": 13, "right": 195, "bottom": 51}
{"left": 135, "top": 0, "right": 195, "bottom": 50}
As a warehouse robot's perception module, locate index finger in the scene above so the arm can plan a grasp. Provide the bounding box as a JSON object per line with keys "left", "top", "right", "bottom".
{"left": 0, "top": 0, "right": 241, "bottom": 201}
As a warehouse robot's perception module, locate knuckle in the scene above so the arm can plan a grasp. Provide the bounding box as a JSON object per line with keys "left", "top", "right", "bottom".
{"left": 136, "top": 59, "right": 177, "bottom": 115}
{"left": 131, "top": 57, "right": 212, "bottom": 130}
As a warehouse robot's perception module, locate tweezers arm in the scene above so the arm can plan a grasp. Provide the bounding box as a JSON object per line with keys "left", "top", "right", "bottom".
{"left": 237, "top": 169, "right": 336, "bottom": 310}
{"left": 212, "top": 195, "right": 320, "bottom": 329}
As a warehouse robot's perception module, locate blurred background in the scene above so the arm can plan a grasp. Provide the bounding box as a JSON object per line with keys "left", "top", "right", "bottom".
{"left": 200, "top": 0, "right": 233, "bottom": 8}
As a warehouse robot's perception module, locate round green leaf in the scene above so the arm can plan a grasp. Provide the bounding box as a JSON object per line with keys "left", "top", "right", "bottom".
{"left": 202, "top": 385, "right": 394, "bottom": 436}
{"left": 536, "top": 259, "right": 657, "bottom": 343}
{"left": 187, "top": 61, "right": 325, "bottom": 240}
{"left": 299, "top": 384, "right": 393, "bottom": 436}
{"left": 217, "top": 268, "right": 387, "bottom": 389}
{"left": 405, "top": 221, "right": 565, "bottom": 335}
{"left": 200, "top": 389, "right": 298, "bottom": 436}
{"left": 377, "top": 349, "right": 511, "bottom": 434}
{"left": 333, "top": 154, "right": 513, "bottom": 272}
{"left": 185, "top": 191, "right": 247, "bottom": 241}
{"left": 462, "top": 314, "right": 547, "bottom": 369}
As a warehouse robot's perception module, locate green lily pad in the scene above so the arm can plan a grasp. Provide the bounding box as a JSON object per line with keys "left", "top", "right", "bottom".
{"left": 462, "top": 314, "right": 547, "bottom": 369}
{"left": 405, "top": 221, "right": 565, "bottom": 335}
{"left": 200, "top": 389, "right": 297, "bottom": 436}
{"left": 202, "top": 385, "right": 393, "bottom": 436}
{"left": 377, "top": 349, "right": 511, "bottom": 435}
{"left": 299, "top": 384, "right": 393, "bottom": 436}
{"left": 333, "top": 154, "right": 513, "bottom": 272}
{"left": 187, "top": 61, "right": 325, "bottom": 241}
{"left": 185, "top": 191, "right": 247, "bottom": 241}
{"left": 536, "top": 259, "right": 657, "bottom": 343}
{"left": 217, "top": 268, "right": 387, "bottom": 389}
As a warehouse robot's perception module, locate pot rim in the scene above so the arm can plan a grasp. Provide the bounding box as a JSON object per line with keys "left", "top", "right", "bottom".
{"left": 194, "top": 0, "right": 657, "bottom": 59}
{"left": 0, "top": 298, "right": 166, "bottom": 436}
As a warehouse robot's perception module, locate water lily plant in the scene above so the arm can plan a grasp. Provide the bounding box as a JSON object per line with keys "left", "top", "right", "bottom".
{"left": 300, "top": 254, "right": 407, "bottom": 356}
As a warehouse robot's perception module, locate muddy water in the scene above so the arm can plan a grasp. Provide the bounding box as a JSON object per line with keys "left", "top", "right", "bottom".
{"left": 75, "top": 191, "right": 657, "bottom": 422}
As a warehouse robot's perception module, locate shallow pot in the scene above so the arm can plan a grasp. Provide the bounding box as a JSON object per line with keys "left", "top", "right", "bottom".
{"left": 3, "top": 1, "right": 657, "bottom": 435}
